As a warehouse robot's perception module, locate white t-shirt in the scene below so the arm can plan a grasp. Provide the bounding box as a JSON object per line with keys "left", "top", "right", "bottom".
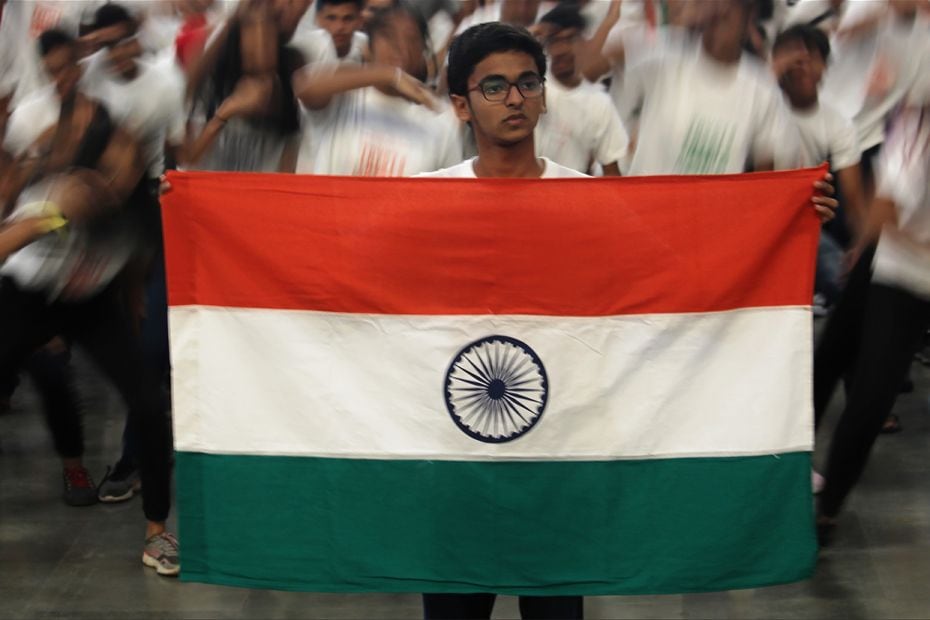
{"left": 871, "top": 109, "right": 930, "bottom": 300}
{"left": 535, "top": 76, "right": 629, "bottom": 174}
{"left": 822, "top": 10, "right": 929, "bottom": 152}
{"left": 2, "top": 85, "right": 60, "bottom": 158}
{"left": 304, "top": 83, "right": 463, "bottom": 176}
{"left": 292, "top": 31, "right": 368, "bottom": 173}
{"left": 623, "top": 39, "right": 794, "bottom": 175}
{"left": 81, "top": 54, "right": 186, "bottom": 178}
{"left": 419, "top": 156, "right": 589, "bottom": 178}
{"left": 790, "top": 101, "right": 861, "bottom": 170}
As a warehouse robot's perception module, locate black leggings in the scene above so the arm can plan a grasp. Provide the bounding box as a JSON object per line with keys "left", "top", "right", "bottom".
{"left": 0, "top": 277, "right": 172, "bottom": 522}
{"left": 0, "top": 347, "right": 84, "bottom": 459}
{"left": 422, "top": 594, "right": 583, "bottom": 620}
{"left": 813, "top": 265, "right": 930, "bottom": 517}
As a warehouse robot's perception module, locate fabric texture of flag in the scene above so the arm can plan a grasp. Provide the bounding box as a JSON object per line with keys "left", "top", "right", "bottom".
{"left": 162, "top": 167, "right": 824, "bottom": 595}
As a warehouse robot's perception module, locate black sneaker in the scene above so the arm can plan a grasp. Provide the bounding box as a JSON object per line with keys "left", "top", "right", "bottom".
{"left": 97, "top": 463, "right": 141, "bottom": 503}
{"left": 63, "top": 465, "right": 98, "bottom": 506}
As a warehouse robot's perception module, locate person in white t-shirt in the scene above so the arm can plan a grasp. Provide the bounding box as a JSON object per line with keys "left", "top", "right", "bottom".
{"left": 0, "top": 0, "right": 104, "bottom": 106}
{"left": 820, "top": 0, "right": 929, "bottom": 193}
{"left": 598, "top": 0, "right": 802, "bottom": 176}
{"left": 813, "top": 102, "right": 930, "bottom": 546}
{"left": 420, "top": 27, "right": 584, "bottom": 618}
{"left": 295, "top": 3, "right": 462, "bottom": 176}
{"left": 532, "top": 3, "right": 628, "bottom": 176}
{"left": 79, "top": 1, "right": 189, "bottom": 508}
{"left": 184, "top": 0, "right": 304, "bottom": 172}
{"left": 0, "top": 27, "right": 178, "bottom": 576}
{"left": 772, "top": 26, "right": 866, "bottom": 267}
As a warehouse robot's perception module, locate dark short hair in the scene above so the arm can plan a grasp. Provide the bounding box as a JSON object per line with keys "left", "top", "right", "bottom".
{"left": 540, "top": 2, "right": 586, "bottom": 34}
{"left": 316, "top": 0, "right": 364, "bottom": 11}
{"left": 447, "top": 23, "right": 547, "bottom": 97}
{"left": 365, "top": 1, "right": 427, "bottom": 41}
{"left": 91, "top": 3, "right": 136, "bottom": 32}
{"left": 773, "top": 24, "right": 831, "bottom": 61}
{"left": 38, "top": 28, "right": 76, "bottom": 57}
{"left": 738, "top": 0, "right": 774, "bottom": 21}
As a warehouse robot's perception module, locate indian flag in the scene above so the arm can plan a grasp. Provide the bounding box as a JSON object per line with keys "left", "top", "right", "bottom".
{"left": 162, "top": 168, "right": 823, "bottom": 595}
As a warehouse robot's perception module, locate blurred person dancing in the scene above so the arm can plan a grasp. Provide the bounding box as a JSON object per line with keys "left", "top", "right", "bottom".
{"left": 532, "top": 3, "right": 628, "bottom": 176}
{"left": 184, "top": 0, "right": 304, "bottom": 171}
{"left": 80, "top": 2, "right": 188, "bottom": 504}
{"left": 814, "top": 94, "right": 930, "bottom": 546}
{"left": 0, "top": 29, "right": 179, "bottom": 576}
{"left": 294, "top": 2, "right": 462, "bottom": 176}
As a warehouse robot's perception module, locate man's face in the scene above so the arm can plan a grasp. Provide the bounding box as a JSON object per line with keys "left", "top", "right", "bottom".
{"left": 701, "top": 0, "right": 750, "bottom": 57}
{"left": 94, "top": 22, "right": 142, "bottom": 78}
{"left": 452, "top": 50, "right": 546, "bottom": 147}
{"left": 43, "top": 45, "right": 81, "bottom": 99}
{"left": 545, "top": 26, "right": 580, "bottom": 83}
{"left": 774, "top": 39, "right": 823, "bottom": 104}
{"left": 317, "top": 2, "right": 362, "bottom": 58}
{"left": 370, "top": 13, "right": 425, "bottom": 78}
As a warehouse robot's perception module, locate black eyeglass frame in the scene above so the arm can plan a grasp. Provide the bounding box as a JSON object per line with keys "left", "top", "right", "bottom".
{"left": 466, "top": 74, "right": 546, "bottom": 103}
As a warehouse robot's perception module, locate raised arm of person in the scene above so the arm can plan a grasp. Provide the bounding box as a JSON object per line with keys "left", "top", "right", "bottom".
{"left": 293, "top": 63, "right": 439, "bottom": 111}
{"left": 179, "top": 74, "right": 276, "bottom": 167}
{"left": 0, "top": 217, "right": 61, "bottom": 261}
{"left": 580, "top": 0, "right": 622, "bottom": 83}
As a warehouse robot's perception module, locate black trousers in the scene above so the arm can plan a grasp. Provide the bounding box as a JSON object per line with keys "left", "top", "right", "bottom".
{"left": 812, "top": 245, "right": 876, "bottom": 428}
{"left": 0, "top": 277, "right": 172, "bottom": 522}
{"left": 29, "top": 346, "right": 83, "bottom": 459}
{"left": 422, "top": 594, "right": 583, "bottom": 620}
{"left": 815, "top": 276, "right": 930, "bottom": 517}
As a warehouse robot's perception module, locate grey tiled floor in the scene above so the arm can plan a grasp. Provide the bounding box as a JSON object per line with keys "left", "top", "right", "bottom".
{"left": 1, "top": 347, "right": 928, "bottom": 619}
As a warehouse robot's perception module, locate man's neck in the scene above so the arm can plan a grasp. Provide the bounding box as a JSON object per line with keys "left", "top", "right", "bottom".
{"left": 788, "top": 94, "right": 819, "bottom": 112}
{"left": 701, "top": 36, "right": 741, "bottom": 65}
{"left": 472, "top": 136, "right": 544, "bottom": 178}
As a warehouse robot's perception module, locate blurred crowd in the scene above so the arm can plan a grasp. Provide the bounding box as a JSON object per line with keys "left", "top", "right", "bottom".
{"left": 0, "top": 0, "right": 929, "bottom": 597}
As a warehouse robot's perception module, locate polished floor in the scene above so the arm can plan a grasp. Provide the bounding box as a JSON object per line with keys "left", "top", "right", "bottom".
{"left": 1, "top": 342, "right": 928, "bottom": 619}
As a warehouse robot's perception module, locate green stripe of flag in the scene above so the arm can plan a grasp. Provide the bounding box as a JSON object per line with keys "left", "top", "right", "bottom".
{"left": 177, "top": 451, "right": 816, "bottom": 594}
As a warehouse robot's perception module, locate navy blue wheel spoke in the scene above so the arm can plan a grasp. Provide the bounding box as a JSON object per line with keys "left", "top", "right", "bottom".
{"left": 472, "top": 345, "right": 496, "bottom": 384}
{"left": 452, "top": 367, "right": 492, "bottom": 389}
{"left": 500, "top": 399, "right": 524, "bottom": 429}
{"left": 502, "top": 390, "right": 544, "bottom": 406}
{"left": 450, "top": 386, "right": 492, "bottom": 393}
{"left": 456, "top": 362, "right": 491, "bottom": 385}
{"left": 463, "top": 353, "right": 493, "bottom": 385}
{"left": 502, "top": 363, "right": 535, "bottom": 385}
{"left": 502, "top": 393, "right": 542, "bottom": 417}
{"left": 497, "top": 345, "right": 518, "bottom": 383}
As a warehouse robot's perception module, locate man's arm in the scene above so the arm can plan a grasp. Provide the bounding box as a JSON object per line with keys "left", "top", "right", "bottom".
{"left": 293, "top": 64, "right": 438, "bottom": 111}
{"left": 580, "top": 0, "right": 623, "bottom": 83}
{"left": 0, "top": 218, "right": 57, "bottom": 262}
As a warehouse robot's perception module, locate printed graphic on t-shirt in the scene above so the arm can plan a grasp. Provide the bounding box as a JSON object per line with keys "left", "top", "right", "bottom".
{"left": 674, "top": 118, "right": 736, "bottom": 175}
{"left": 354, "top": 142, "right": 406, "bottom": 177}
{"left": 30, "top": 4, "right": 63, "bottom": 38}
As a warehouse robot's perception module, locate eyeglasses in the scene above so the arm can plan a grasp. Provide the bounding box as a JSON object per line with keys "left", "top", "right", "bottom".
{"left": 468, "top": 75, "right": 545, "bottom": 102}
